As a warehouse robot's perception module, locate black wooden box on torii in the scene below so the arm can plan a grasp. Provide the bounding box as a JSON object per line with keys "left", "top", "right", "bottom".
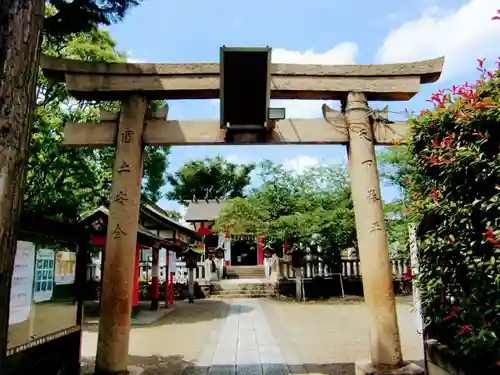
{"left": 220, "top": 46, "right": 285, "bottom": 143}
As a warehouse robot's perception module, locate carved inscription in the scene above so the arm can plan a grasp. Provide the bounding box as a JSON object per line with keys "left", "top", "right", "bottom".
{"left": 114, "top": 191, "right": 128, "bottom": 204}
{"left": 358, "top": 128, "right": 372, "bottom": 142}
{"left": 112, "top": 224, "right": 127, "bottom": 239}
{"left": 118, "top": 161, "right": 131, "bottom": 173}
{"left": 361, "top": 159, "right": 373, "bottom": 167}
{"left": 370, "top": 221, "right": 383, "bottom": 233}
{"left": 366, "top": 189, "right": 380, "bottom": 203}
{"left": 121, "top": 129, "right": 135, "bottom": 143}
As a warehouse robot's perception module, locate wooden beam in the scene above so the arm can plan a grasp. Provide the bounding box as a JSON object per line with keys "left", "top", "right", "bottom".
{"left": 63, "top": 118, "right": 408, "bottom": 147}
{"left": 64, "top": 74, "right": 421, "bottom": 101}
{"left": 41, "top": 55, "right": 444, "bottom": 83}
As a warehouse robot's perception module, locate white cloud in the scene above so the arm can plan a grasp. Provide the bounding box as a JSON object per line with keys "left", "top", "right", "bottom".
{"left": 376, "top": 0, "right": 500, "bottom": 80}
{"left": 177, "top": 205, "right": 189, "bottom": 225}
{"left": 283, "top": 156, "right": 319, "bottom": 173}
{"left": 125, "top": 50, "right": 146, "bottom": 63}
{"left": 271, "top": 43, "right": 358, "bottom": 118}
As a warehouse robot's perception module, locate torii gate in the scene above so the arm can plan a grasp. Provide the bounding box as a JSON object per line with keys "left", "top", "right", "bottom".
{"left": 41, "top": 51, "right": 443, "bottom": 375}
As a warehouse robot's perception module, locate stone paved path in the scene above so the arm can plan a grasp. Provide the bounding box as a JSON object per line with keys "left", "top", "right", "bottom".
{"left": 81, "top": 298, "right": 425, "bottom": 375}
{"left": 193, "top": 300, "right": 292, "bottom": 375}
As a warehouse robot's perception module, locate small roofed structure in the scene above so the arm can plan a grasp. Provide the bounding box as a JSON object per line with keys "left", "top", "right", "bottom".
{"left": 263, "top": 244, "right": 274, "bottom": 258}
{"left": 184, "top": 197, "right": 226, "bottom": 231}
{"left": 80, "top": 205, "right": 187, "bottom": 311}
{"left": 81, "top": 206, "right": 176, "bottom": 250}
{"left": 140, "top": 202, "right": 200, "bottom": 250}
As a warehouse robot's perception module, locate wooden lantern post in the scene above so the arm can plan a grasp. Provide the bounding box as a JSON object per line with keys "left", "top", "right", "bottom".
{"left": 184, "top": 249, "right": 198, "bottom": 302}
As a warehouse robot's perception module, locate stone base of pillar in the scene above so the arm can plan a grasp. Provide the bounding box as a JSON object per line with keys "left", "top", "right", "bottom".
{"left": 150, "top": 299, "right": 159, "bottom": 310}
{"left": 355, "top": 360, "right": 424, "bottom": 375}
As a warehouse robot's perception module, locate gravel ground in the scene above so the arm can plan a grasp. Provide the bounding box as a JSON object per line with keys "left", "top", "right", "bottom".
{"left": 80, "top": 300, "right": 230, "bottom": 375}
{"left": 260, "top": 296, "right": 425, "bottom": 374}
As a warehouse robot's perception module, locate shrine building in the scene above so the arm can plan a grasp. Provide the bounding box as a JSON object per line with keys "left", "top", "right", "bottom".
{"left": 184, "top": 198, "right": 265, "bottom": 266}
{"left": 81, "top": 202, "right": 200, "bottom": 308}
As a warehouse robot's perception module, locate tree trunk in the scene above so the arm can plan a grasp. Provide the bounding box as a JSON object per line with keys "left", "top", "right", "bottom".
{"left": 0, "top": 0, "right": 44, "bottom": 368}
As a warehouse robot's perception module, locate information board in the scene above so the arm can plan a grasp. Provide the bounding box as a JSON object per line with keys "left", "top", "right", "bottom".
{"left": 9, "top": 241, "right": 36, "bottom": 325}
{"left": 33, "top": 249, "right": 55, "bottom": 302}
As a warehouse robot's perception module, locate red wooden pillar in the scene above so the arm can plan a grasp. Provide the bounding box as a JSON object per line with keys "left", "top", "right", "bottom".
{"left": 164, "top": 249, "right": 171, "bottom": 307}
{"left": 257, "top": 236, "right": 264, "bottom": 265}
{"left": 150, "top": 246, "right": 160, "bottom": 310}
{"left": 132, "top": 245, "right": 140, "bottom": 308}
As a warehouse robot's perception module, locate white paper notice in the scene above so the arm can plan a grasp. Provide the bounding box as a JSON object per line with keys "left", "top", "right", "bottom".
{"left": 33, "top": 249, "right": 55, "bottom": 302}
{"left": 9, "top": 241, "right": 36, "bottom": 325}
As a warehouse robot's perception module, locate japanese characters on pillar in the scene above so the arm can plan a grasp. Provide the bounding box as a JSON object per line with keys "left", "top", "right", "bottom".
{"left": 344, "top": 92, "right": 404, "bottom": 371}
{"left": 95, "top": 94, "right": 149, "bottom": 375}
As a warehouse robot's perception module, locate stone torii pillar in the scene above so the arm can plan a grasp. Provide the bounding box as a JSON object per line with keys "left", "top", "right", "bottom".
{"left": 95, "top": 94, "right": 148, "bottom": 375}
{"left": 344, "top": 92, "right": 422, "bottom": 375}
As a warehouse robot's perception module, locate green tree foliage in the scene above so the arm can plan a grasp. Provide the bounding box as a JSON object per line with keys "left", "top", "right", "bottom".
{"left": 44, "top": 0, "right": 141, "bottom": 37}
{"left": 167, "top": 156, "right": 255, "bottom": 204}
{"left": 27, "top": 10, "right": 170, "bottom": 222}
{"left": 214, "top": 162, "right": 357, "bottom": 263}
{"left": 405, "top": 60, "right": 500, "bottom": 364}
{"left": 378, "top": 148, "right": 413, "bottom": 257}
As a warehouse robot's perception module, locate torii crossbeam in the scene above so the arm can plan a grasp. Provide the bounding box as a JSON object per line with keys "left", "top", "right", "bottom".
{"left": 41, "top": 53, "right": 443, "bottom": 375}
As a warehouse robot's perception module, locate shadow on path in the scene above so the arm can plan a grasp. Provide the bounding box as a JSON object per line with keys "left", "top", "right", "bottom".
{"left": 80, "top": 355, "right": 194, "bottom": 375}
{"left": 83, "top": 299, "right": 253, "bottom": 332}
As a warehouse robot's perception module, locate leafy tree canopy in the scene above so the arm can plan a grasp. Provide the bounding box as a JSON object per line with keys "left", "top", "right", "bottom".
{"left": 392, "top": 56, "right": 500, "bottom": 363}
{"left": 166, "top": 156, "right": 255, "bottom": 204}
{"left": 214, "top": 162, "right": 357, "bottom": 263}
{"left": 26, "top": 6, "right": 170, "bottom": 223}
{"left": 44, "top": 0, "right": 141, "bottom": 37}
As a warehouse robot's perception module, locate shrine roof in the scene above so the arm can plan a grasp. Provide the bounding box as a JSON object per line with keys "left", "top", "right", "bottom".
{"left": 80, "top": 206, "right": 180, "bottom": 247}
{"left": 184, "top": 199, "right": 226, "bottom": 222}
{"left": 141, "top": 202, "right": 198, "bottom": 238}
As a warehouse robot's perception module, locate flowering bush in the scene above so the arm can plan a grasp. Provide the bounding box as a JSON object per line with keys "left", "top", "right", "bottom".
{"left": 406, "top": 58, "right": 500, "bottom": 364}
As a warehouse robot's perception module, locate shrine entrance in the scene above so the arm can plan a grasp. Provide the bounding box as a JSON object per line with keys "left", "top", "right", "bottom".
{"left": 231, "top": 239, "right": 257, "bottom": 266}
{"left": 40, "top": 48, "right": 444, "bottom": 375}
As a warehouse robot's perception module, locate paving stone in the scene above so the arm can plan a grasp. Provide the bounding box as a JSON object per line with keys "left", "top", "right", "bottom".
{"left": 237, "top": 349, "right": 261, "bottom": 365}
{"left": 209, "top": 365, "right": 236, "bottom": 375}
{"left": 236, "top": 364, "right": 262, "bottom": 375}
{"left": 262, "top": 364, "right": 289, "bottom": 375}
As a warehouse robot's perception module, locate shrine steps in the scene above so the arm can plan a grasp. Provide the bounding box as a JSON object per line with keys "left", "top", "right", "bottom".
{"left": 226, "top": 265, "right": 266, "bottom": 279}
{"left": 210, "top": 279, "right": 276, "bottom": 299}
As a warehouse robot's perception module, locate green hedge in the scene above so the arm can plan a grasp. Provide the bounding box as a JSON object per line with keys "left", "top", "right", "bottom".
{"left": 406, "top": 61, "right": 500, "bottom": 364}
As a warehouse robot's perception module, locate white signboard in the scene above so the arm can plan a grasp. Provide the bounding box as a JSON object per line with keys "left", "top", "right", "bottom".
{"left": 168, "top": 251, "right": 177, "bottom": 274}
{"left": 9, "top": 241, "right": 36, "bottom": 325}
{"left": 33, "top": 249, "right": 55, "bottom": 302}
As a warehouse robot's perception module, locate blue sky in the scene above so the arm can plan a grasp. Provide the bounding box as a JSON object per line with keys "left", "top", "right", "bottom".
{"left": 106, "top": 0, "right": 500, "bottom": 217}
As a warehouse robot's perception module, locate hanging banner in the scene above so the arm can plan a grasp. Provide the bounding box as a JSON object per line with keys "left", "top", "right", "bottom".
{"left": 9, "top": 241, "right": 36, "bottom": 325}
{"left": 33, "top": 249, "right": 55, "bottom": 302}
